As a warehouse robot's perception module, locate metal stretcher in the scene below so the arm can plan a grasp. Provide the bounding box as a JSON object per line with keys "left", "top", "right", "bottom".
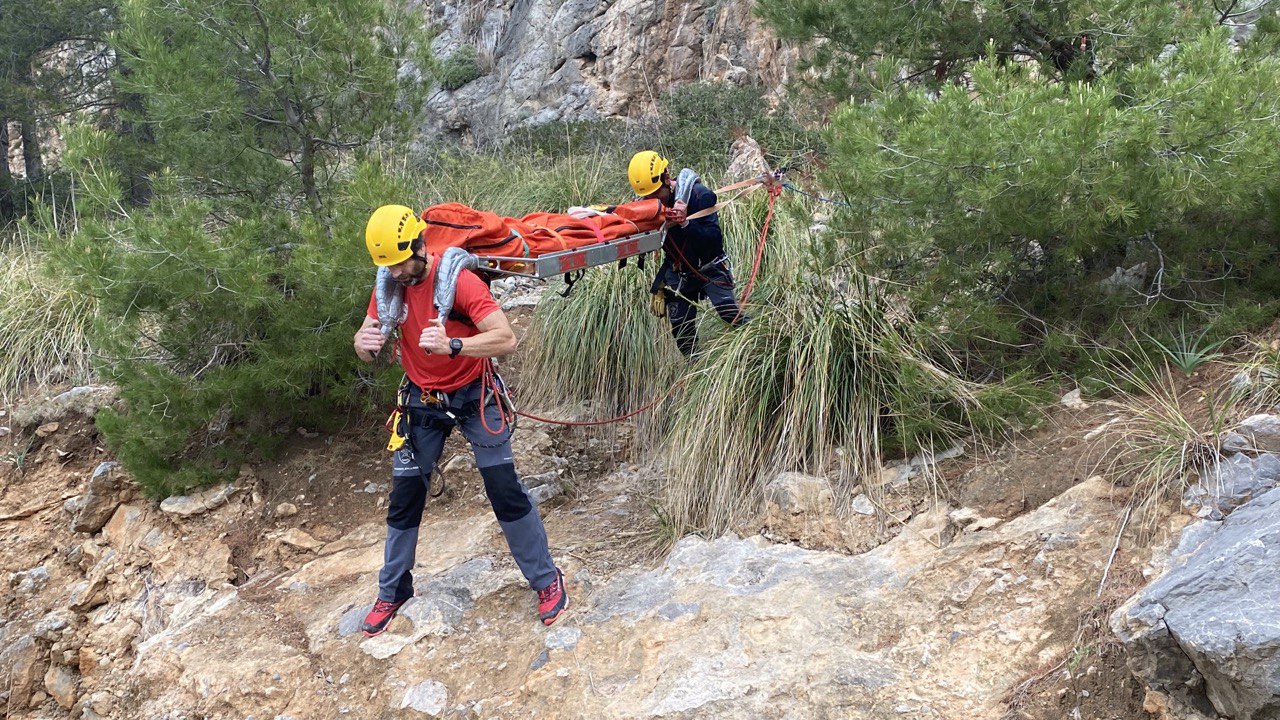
{"left": 473, "top": 227, "right": 667, "bottom": 279}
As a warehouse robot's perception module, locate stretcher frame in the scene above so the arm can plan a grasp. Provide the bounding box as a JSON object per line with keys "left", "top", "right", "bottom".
{"left": 473, "top": 228, "right": 667, "bottom": 279}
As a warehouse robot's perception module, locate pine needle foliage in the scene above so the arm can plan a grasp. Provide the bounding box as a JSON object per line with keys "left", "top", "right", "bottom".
{"left": 113, "top": 0, "right": 430, "bottom": 214}
{"left": 35, "top": 0, "right": 432, "bottom": 496}
{"left": 821, "top": 28, "right": 1280, "bottom": 375}
{"left": 52, "top": 168, "right": 385, "bottom": 496}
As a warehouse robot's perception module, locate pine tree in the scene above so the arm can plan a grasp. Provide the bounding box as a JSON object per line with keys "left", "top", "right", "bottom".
{"left": 114, "top": 0, "right": 430, "bottom": 215}
{"left": 759, "top": 0, "right": 1217, "bottom": 91}
{"left": 50, "top": 0, "right": 432, "bottom": 495}
{"left": 800, "top": 20, "right": 1280, "bottom": 371}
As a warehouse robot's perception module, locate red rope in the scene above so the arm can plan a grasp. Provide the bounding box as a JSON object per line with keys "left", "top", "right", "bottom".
{"left": 732, "top": 184, "right": 781, "bottom": 323}
{"left": 480, "top": 360, "right": 515, "bottom": 435}
{"left": 509, "top": 371, "right": 691, "bottom": 422}
{"left": 480, "top": 359, "right": 683, "bottom": 429}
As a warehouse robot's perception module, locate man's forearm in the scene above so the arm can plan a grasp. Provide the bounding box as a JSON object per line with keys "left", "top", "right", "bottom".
{"left": 452, "top": 329, "right": 516, "bottom": 358}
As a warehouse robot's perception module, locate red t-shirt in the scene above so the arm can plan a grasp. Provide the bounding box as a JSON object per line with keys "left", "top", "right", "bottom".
{"left": 366, "top": 261, "right": 500, "bottom": 392}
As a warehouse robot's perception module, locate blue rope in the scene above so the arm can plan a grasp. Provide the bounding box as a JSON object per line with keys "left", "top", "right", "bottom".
{"left": 782, "top": 182, "right": 853, "bottom": 208}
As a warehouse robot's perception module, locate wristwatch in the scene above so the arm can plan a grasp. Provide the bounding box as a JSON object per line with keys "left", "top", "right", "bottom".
{"left": 448, "top": 338, "right": 463, "bottom": 359}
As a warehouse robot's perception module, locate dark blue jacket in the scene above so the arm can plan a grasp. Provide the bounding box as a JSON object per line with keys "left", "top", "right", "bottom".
{"left": 663, "top": 182, "right": 723, "bottom": 270}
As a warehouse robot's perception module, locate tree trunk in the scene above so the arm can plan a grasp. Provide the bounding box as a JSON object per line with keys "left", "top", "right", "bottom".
{"left": 0, "top": 120, "right": 14, "bottom": 223}
{"left": 116, "top": 56, "right": 154, "bottom": 205}
{"left": 20, "top": 115, "right": 43, "bottom": 183}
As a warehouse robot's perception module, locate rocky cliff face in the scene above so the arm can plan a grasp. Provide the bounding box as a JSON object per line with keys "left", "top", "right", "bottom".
{"left": 421, "top": 0, "right": 796, "bottom": 144}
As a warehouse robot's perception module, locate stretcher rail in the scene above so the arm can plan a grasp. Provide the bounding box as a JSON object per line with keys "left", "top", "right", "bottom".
{"left": 474, "top": 228, "right": 666, "bottom": 279}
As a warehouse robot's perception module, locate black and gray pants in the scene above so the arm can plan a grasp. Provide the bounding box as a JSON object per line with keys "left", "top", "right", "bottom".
{"left": 657, "top": 256, "right": 748, "bottom": 357}
{"left": 378, "top": 378, "right": 556, "bottom": 603}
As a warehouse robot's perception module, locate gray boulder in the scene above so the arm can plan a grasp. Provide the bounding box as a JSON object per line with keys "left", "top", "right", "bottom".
{"left": 1112, "top": 487, "right": 1280, "bottom": 720}
{"left": 1182, "top": 452, "right": 1280, "bottom": 520}
{"left": 1236, "top": 414, "right": 1280, "bottom": 453}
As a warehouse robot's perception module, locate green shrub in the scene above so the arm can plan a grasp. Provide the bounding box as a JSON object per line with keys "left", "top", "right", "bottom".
{"left": 822, "top": 30, "right": 1280, "bottom": 377}
{"left": 49, "top": 163, "right": 407, "bottom": 497}
{"left": 654, "top": 82, "right": 825, "bottom": 179}
{"left": 438, "top": 45, "right": 485, "bottom": 91}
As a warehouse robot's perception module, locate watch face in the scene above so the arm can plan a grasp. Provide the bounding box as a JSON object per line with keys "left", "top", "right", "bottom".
{"left": 450, "top": 338, "right": 463, "bottom": 349}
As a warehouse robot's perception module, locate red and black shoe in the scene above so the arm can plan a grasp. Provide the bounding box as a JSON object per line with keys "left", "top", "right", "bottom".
{"left": 361, "top": 597, "right": 409, "bottom": 637}
{"left": 537, "top": 568, "right": 569, "bottom": 626}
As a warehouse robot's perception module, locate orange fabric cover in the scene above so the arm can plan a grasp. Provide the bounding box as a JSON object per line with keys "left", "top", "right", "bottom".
{"left": 418, "top": 199, "right": 665, "bottom": 257}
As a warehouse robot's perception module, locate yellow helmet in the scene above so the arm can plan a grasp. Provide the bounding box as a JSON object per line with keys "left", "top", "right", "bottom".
{"left": 365, "top": 205, "right": 426, "bottom": 266}
{"left": 628, "top": 150, "right": 669, "bottom": 196}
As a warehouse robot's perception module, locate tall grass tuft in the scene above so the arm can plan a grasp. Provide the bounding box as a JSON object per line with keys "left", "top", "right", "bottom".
{"left": 520, "top": 265, "right": 681, "bottom": 420}
{"left": 411, "top": 146, "right": 630, "bottom": 216}
{"left": 658, "top": 268, "right": 1016, "bottom": 537}
{"left": 1092, "top": 345, "right": 1256, "bottom": 532}
{"left": 0, "top": 233, "right": 96, "bottom": 402}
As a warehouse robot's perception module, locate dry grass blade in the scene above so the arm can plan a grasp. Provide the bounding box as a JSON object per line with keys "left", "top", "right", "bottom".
{"left": 0, "top": 237, "right": 97, "bottom": 402}
{"left": 1090, "top": 345, "right": 1263, "bottom": 536}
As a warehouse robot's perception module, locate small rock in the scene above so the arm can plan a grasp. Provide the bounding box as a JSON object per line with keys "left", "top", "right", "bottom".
{"left": 949, "top": 507, "right": 1002, "bottom": 533}
{"left": 725, "top": 134, "right": 769, "bottom": 182}
{"left": 15, "top": 565, "right": 50, "bottom": 595}
{"left": 529, "top": 483, "right": 563, "bottom": 504}
{"left": 35, "top": 422, "right": 61, "bottom": 437}
{"left": 545, "top": 626, "right": 581, "bottom": 651}
{"left": 442, "top": 455, "right": 472, "bottom": 474}
{"left": 160, "top": 483, "right": 234, "bottom": 517}
{"left": 337, "top": 602, "right": 368, "bottom": 635}
{"left": 879, "top": 464, "right": 914, "bottom": 489}
{"left": 764, "top": 472, "right": 833, "bottom": 516}
{"left": 400, "top": 680, "right": 448, "bottom": 715}
{"left": 851, "top": 494, "right": 876, "bottom": 515}
{"left": 1221, "top": 432, "right": 1252, "bottom": 453}
{"left": 67, "top": 577, "right": 108, "bottom": 611}
{"left": 78, "top": 646, "right": 102, "bottom": 676}
{"left": 277, "top": 529, "right": 323, "bottom": 552}
{"left": 34, "top": 609, "right": 75, "bottom": 639}
{"left": 275, "top": 502, "right": 299, "bottom": 518}
{"left": 529, "top": 649, "right": 550, "bottom": 670}
{"left": 5, "top": 636, "right": 54, "bottom": 707}
{"left": 72, "top": 462, "right": 126, "bottom": 534}
{"left": 1235, "top": 414, "right": 1280, "bottom": 453}
{"left": 966, "top": 517, "right": 1001, "bottom": 533}
{"left": 1061, "top": 389, "right": 1089, "bottom": 410}
{"left": 43, "top": 665, "right": 78, "bottom": 709}
{"left": 0, "top": 426, "right": 10, "bottom": 437}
